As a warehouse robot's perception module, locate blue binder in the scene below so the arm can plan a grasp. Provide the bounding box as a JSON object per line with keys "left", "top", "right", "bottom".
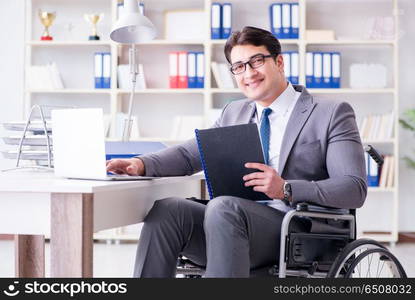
{"left": 306, "top": 52, "right": 313, "bottom": 88}
{"left": 367, "top": 153, "right": 380, "bottom": 187}
{"left": 331, "top": 52, "right": 341, "bottom": 88}
{"left": 187, "top": 52, "right": 197, "bottom": 88}
{"left": 94, "top": 52, "right": 103, "bottom": 89}
{"left": 221, "top": 3, "right": 232, "bottom": 39}
{"left": 290, "top": 51, "right": 299, "bottom": 84}
{"left": 281, "top": 3, "right": 291, "bottom": 39}
{"left": 196, "top": 52, "right": 205, "bottom": 88}
{"left": 211, "top": 3, "right": 222, "bottom": 39}
{"left": 322, "top": 52, "right": 332, "bottom": 88}
{"left": 290, "top": 3, "right": 299, "bottom": 39}
{"left": 313, "top": 52, "right": 323, "bottom": 88}
{"left": 282, "top": 52, "right": 291, "bottom": 83}
{"left": 270, "top": 3, "right": 282, "bottom": 38}
{"left": 102, "top": 52, "right": 111, "bottom": 89}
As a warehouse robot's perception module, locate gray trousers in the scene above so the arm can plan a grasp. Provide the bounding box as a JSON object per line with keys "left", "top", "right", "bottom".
{"left": 133, "top": 196, "right": 310, "bottom": 278}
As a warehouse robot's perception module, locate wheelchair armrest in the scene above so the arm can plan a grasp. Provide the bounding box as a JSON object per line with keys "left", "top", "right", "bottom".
{"left": 296, "top": 202, "right": 350, "bottom": 215}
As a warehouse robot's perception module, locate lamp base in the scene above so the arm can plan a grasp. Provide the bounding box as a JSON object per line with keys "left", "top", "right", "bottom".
{"left": 88, "top": 35, "right": 100, "bottom": 41}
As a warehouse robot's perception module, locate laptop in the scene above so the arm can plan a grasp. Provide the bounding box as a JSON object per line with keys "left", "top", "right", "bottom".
{"left": 52, "top": 108, "right": 156, "bottom": 181}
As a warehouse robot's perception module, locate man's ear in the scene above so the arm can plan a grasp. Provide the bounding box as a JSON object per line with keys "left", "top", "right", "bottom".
{"left": 276, "top": 54, "right": 284, "bottom": 73}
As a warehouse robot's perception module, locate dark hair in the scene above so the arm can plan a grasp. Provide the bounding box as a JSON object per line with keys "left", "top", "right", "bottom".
{"left": 224, "top": 26, "right": 281, "bottom": 64}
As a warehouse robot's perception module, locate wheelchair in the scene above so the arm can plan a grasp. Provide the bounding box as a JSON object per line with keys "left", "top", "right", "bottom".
{"left": 176, "top": 146, "right": 407, "bottom": 278}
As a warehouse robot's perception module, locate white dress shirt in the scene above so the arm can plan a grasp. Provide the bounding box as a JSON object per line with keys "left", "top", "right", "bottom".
{"left": 253, "top": 82, "right": 301, "bottom": 211}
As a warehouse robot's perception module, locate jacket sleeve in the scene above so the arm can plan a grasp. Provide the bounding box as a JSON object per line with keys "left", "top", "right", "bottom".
{"left": 289, "top": 102, "right": 368, "bottom": 209}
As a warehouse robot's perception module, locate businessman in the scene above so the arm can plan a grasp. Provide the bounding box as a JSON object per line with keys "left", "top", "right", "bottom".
{"left": 106, "top": 26, "right": 367, "bottom": 277}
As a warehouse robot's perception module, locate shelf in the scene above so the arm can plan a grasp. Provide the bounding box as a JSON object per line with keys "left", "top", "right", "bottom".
{"left": 362, "top": 139, "right": 396, "bottom": 144}
{"left": 308, "top": 88, "right": 395, "bottom": 94}
{"left": 117, "top": 88, "right": 205, "bottom": 94}
{"left": 305, "top": 39, "right": 396, "bottom": 46}
{"left": 26, "top": 89, "right": 111, "bottom": 94}
{"left": 107, "top": 137, "right": 186, "bottom": 143}
{"left": 27, "top": 41, "right": 112, "bottom": 47}
{"left": 135, "top": 39, "right": 205, "bottom": 45}
{"left": 210, "top": 88, "right": 241, "bottom": 94}
{"left": 368, "top": 187, "right": 396, "bottom": 192}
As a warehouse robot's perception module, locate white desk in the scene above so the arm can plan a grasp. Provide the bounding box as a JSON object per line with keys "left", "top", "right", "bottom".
{"left": 0, "top": 170, "right": 204, "bottom": 277}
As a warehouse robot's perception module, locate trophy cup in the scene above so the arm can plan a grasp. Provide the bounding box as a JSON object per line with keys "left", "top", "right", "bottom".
{"left": 38, "top": 10, "right": 56, "bottom": 41}
{"left": 84, "top": 14, "right": 104, "bottom": 40}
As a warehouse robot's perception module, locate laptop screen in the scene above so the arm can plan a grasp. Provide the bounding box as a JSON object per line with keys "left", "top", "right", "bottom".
{"left": 52, "top": 108, "right": 108, "bottom": 179}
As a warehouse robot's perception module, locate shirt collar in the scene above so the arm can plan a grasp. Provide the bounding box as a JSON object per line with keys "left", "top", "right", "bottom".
{"left": 255, "top": 82, "right": 297, "bottom": 119}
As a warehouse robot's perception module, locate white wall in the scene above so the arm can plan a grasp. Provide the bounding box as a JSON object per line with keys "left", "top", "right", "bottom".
{"left": 0, "top": 0, "right": 414, "bottom": 230}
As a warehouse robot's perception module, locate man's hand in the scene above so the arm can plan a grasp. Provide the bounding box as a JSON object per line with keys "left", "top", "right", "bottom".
{"left": 106, "top": 158, "right": 145, "bottom": 176}
{"left": 243, "top": 162, "right": 285, "bottom": 199}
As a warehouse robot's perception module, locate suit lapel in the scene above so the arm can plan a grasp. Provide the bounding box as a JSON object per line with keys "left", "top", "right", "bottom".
{"left": 278, "top": 90, "right": 316, "bottom": 175}
{"left": 239, "top": 100, "right": 256, "bottom": 124}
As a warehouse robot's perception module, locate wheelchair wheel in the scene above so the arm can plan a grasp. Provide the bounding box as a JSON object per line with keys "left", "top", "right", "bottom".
{"left": 327, "top": 239, "right": 407, "bottom": 278}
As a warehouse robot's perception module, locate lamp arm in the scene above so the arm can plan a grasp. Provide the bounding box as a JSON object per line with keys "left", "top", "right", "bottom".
{"left": 122, "top": 44, "right": 138, "bottom": 141}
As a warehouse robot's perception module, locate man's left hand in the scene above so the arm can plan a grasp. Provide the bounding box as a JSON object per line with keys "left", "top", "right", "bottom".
{"left": 243, "top": 162, "right": 285, "bottom": 199}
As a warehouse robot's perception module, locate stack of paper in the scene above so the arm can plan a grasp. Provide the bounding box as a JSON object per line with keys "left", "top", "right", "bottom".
{"left": 211, "top": 62, "right": 236, "bottom": 89}
{"left": 26, "top": 62, "right": 64, "bottom": 89}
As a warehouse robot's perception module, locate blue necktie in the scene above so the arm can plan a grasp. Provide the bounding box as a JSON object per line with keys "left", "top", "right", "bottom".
{"left": 260, "top": 108, "right": 272, "bottom": 165}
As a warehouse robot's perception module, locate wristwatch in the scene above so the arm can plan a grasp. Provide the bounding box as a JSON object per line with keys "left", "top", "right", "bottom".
{"left": 283, "top": 181, "right": 292, "bottom": 203}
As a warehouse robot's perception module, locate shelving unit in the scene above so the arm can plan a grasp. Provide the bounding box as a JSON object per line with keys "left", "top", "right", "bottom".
{"left": 24, "top": 0, "right": 400, "bottom": 243}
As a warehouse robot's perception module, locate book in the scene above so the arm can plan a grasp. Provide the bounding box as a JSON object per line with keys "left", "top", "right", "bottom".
{"left": 195, "top": 123, "right": 271, "bottom": 201}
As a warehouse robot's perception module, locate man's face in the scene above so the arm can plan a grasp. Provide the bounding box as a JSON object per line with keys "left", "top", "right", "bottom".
{"left": 230, "top": 44, "right": 285, "bottom": 104}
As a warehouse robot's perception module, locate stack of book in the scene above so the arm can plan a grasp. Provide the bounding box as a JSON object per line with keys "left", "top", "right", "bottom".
{"left": 305, "top": 52, "right": 341, "bottom": 88}
{"left": 282, "top": 51, "right": 299, "bottom": 85}
{"left": 270, "top": 2, "right": 299, "bottom": 39}
{"left": 26, "top": 62, "right": 64, "bottom": 90}
{"left": 211, "top": 3, "right": 232, "bottom": 39}
{"left": 211, "top": 61, "right": 236, "bottom": 89}
{"left": 359, "top": 112, "right": 394, "bottom": 141}
{"left": 169, "top": 52, "right": 205, "bottom": 88}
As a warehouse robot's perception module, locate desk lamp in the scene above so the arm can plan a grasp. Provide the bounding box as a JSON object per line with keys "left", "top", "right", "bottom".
{"left": 110, "top": 0, "right": 156, "bottom": 141}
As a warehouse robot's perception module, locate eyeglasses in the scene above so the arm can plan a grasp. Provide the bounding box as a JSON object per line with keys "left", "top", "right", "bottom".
{"left": 229, "top": 54, "right": 276, "bottom": 75}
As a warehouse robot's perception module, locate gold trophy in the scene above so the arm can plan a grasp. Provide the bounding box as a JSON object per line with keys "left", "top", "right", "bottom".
{"left": 38, "top": 10, "right": 56, "bottom": 41}
{"left": 84, "top": 13, "right": 104, "bottom": 40}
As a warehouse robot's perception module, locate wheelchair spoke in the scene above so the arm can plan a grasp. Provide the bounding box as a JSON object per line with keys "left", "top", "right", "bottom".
{"left": 377, "top": 259, "right": 386, "bottom": 277}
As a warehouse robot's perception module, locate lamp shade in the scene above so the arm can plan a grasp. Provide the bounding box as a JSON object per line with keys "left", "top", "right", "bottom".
{"left": 110, "top": 0, "right": 156, "bottom": 43}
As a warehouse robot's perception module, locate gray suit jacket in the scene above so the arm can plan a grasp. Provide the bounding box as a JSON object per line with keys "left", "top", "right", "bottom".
{"left": 140, "top": 85, "right": 367, "bottom": 210}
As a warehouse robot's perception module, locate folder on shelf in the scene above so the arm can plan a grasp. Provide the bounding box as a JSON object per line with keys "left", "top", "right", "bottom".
{"left": 195, "top": 123, "right": 271, "bottom": 200}
{"left": 211, "top": 3, "right": 222, "bottom": 39}
{"left": 313, "top": 52, "right": 323, "bottom": 88}
{"left": 187, "top": 52, "right": 197, "bottom": 88}
{"left": 221, "top": 3, "right": 232, "bottom": 39}
{"left": 169, "top": 52, "right": 179, "bottom": 88}
{"left": 102, "top": 52, "right": 111, "bottom": 89}
{"left": 322, "top": 52, "right": 332, "bottom": 89}
{"left": 196, "top": 52, "right": 205, "bottom": 88}
{"left": 178, "top": 51, "right": 188, "bottom": 88}
{"left": 290, "top": 52, "right": 299, "bottom": 84}
{"left": 94, "top": 52, "right": 103, "bottom": 89}
{"left": 290, "top": 3, "right": 299, "bottom": 39}
{"left": 306, "top": 52, "right": 313, "bottom": 88}
{"left": 331, "top": 52, "right": 341, "bottom": 88}
{"left": 270, "top": 3, "right": 282, "bottom": 38}
{"left": 281, "top": 3, "right": 291, "bottom": 39}
{"left": 282, "top": 52, "right": 291, "bottom": 83}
